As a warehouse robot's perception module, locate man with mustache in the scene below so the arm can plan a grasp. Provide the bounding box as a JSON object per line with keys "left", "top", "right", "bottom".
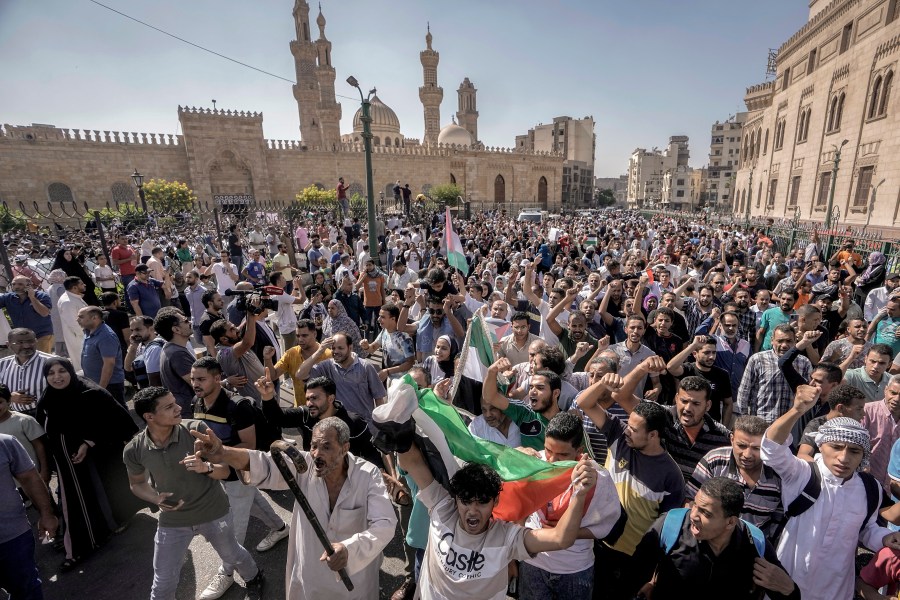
{"left": 545, "top": 286, "right": 599, "bottom": 372}
{"left": 686, "top": 416, "right": 785, "bottom": 542}
{"left": 191, "top": 411, "right": 397, "bottom": 600}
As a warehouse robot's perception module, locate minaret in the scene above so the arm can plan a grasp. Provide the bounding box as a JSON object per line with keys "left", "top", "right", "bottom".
{"left": 314, "top": 4, "right": 341, "bottom": 148}
{"left": 291, "top": 0, "right": 323, "bottom": 148}
{"left": 418, "top": 24, "right": 443, "bottom": 146}
{"left": 456, "top": 77, "right": 479, "bottom": 144}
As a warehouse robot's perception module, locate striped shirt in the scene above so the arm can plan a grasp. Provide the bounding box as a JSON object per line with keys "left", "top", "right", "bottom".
{"left": 661, "top": 404, "right": 732, "bottom": 481}
{"left": 685, "top": 446, "right": 785, "bottom": 542}
{"left": 0, "top": 351, "right": 52, "bottom": 413}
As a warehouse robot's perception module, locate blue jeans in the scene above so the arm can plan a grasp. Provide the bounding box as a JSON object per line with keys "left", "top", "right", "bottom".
{"left": 223, "top": 481, "right": 283, "bottom": 551}
{"left": 519, "top": 562, "right": 593, "bottom": 600}
{"left": 0, "top": 530, "right": 43, "bottom": 600}
{"left": 151, "top": 513, "right": 258, "bottom": 600}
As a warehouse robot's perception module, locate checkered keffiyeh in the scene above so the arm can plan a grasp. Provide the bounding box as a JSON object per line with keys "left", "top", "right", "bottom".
{"left": 815, "top": 417, "right": 871, "bottom": 468}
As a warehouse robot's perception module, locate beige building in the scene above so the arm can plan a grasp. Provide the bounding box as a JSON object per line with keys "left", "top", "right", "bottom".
{"left": 626, "top": 136, "right": 691, "bottom": 208}
{"left": 595, "top": 175, "right": 629, "bottom": 205}
{"left": 707, "top": 114, "right": 746, "bottom": 210}
{"left": 516, "top": 116, "right": 596, "bottom": 205}
{"left": 690, "top": 167, "right": 709, "bottom": 209}
{"left": 0, "top": 1, "right": 563, "bottom": 215}
{"left": 734, "top": 0, "right": 900, "bottom": 233}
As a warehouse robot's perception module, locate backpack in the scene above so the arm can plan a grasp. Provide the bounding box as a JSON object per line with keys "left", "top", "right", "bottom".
{"left": 784, "top": 464, "right": 883, "bottom": 532}
{"left": 131, "top": 338, "right": 166, "bottom": 388}
{"left": 659, "top": 507, "right": 766, "bottom": 557}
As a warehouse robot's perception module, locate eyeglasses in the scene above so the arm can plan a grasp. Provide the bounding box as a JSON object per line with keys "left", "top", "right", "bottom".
{"left": 428, "top": 308, "right": 444, "bottom": 315}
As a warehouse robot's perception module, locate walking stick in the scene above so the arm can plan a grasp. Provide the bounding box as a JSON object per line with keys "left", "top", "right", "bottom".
{"left": 269, "top": 440, "right": 354, "bottom": 592}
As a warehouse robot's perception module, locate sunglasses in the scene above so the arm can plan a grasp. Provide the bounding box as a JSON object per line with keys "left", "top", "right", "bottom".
{"left": 428, "top": 308, "right": 444, "bottom": 315}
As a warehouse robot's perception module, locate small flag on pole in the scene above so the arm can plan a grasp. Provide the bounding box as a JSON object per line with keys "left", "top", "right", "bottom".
{"left": 443, "top": 206, "right": 467, "bottom": 274}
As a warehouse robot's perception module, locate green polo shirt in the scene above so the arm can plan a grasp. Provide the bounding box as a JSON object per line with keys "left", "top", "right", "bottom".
{"left": 123, "top": 420, "right": 230, "bottom": 528}
{"left": 502, "top": 400, "right": 549, "bottom": 450}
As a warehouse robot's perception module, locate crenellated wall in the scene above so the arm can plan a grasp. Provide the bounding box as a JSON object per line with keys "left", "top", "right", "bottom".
{"left": 0, "top": 107, "right": 564, "bottom": 214}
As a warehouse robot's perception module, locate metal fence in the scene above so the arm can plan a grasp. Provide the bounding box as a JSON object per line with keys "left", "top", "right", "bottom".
{"left": 639, "top": 208, "right": 900, "bottom": 275}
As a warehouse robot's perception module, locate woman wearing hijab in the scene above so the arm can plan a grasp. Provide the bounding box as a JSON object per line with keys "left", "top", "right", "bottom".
{"left": 35, "top": 358, "right": 143, "bottom": 571}
{"left": 322, "top": 299, "right": 364, "bottom": 355}
{"left": 422, "top": 335, "right": 459, "bottom": 385}
{"left": 855, "top": 251, "right": 887, "bottom": 305}
{"left": 51, "top": 247, "right": 99, "bottom": 306}
{"left": 642, "top": 293, "right": 659, "bottom": 317}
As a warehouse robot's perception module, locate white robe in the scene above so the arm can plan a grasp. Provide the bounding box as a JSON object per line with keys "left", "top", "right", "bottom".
{"left": 247, "top": 450, "right": 396, "bottom": 600}
{"left": 57, "top": 291, "right": 87, "bottom": 372}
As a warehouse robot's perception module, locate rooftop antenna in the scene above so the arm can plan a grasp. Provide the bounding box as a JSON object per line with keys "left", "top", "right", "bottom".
{"left": 212, "top": 99, "right": 217, "bottom": 110}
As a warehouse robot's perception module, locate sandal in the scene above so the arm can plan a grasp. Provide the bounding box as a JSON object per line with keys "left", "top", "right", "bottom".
{"left": 60, "top": 557, "right": 81, "bottom": 573}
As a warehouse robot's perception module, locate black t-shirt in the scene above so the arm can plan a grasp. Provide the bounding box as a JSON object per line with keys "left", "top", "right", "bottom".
{"left": 104, "top": 308, "right": 131, "bottom": 351}
{"left": 199, "top": 310, "right": 220, "bottom": 338}
{"left": 227, "top": 233, "right": 241, "bottom": 256}
{"left": 677, "top": 362, "right": 733, "bottom": 422}
{"left": 193, "top": 389, "right": 256, "bottom": 447}
{"left": 159, "top": 342, "right": 196, "bottom": 416}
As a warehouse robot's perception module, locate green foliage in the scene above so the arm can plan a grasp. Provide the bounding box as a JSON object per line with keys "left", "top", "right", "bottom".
{"left": 429, "top": 183, "right": 463, "bottom": 206}
{"left": 143, "top": 179, "right": 197, "bottom": 214}
{"left": 295, "top": 184, "right": 337, "bottom": 204}
{"left": 595, "top": 188, "right": 616, "bottom": 207}
{"left": 95, "top": 203, "right": 146, "bottom": 227}
{"left": 0, "top": 207, "right": 28, "bottom": 232}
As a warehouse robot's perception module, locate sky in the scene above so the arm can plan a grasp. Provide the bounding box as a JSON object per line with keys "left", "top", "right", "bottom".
{"left": 1, "top": 0, "right": 810, "bottom": 176}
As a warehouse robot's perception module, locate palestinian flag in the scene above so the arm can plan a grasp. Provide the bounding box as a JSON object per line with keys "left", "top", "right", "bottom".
{"left": 450, "top": 314, "right": 510, "bottom": 401}
{"left": 443, "top": 206, "right": 468, "bottom": 274}
{"left": 373, "top": 376, "right": 577, "bottom": 522}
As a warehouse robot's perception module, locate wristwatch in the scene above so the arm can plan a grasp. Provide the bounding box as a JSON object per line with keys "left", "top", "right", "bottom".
{"left": 205, "top": 462, "right": 213, "bottom": 474}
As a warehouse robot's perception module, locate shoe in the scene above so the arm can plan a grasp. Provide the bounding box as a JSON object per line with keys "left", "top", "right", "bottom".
{"left": 391, "top": 576, "right": 416, "bottom": 600}
{"left": 255, "top": 524, "right": 289, "bottom": 552}
{"left": 60, "top": 556, "right": 82, "bottom": 573}
{"left": 199, "top": 571, "right": 234, "bottom": 600}
{"left": 244, "top": 571, "right": 264, "bottom": 600}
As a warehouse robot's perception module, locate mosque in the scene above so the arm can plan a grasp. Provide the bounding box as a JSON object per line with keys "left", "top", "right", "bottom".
{"left": 0, "top": 0, "right": 563, "bottom": 213}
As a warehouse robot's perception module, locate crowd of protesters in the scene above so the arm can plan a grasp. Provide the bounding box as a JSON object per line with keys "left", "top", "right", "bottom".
{"left": 2, "top": 198, "right": 900, "bottom": 600}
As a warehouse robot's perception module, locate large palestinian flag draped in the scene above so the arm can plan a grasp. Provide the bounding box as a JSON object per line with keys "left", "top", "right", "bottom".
{"left": 374, "top": 375, "right": 576, "bottom": 522}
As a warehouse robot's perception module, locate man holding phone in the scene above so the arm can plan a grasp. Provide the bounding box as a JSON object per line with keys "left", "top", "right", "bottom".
{"left": 0, "top": 328, "right": 52, "bottom": 416}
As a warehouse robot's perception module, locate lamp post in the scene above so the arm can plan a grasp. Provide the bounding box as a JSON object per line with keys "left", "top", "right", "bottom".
{"left": 864, "top": 178, "right": 885, "bottom": 232}
{"left": 744, "top": 168, "right": 753, "bottom": 224}
{"left": 131, "top": 169, "right": 148, "bottom": 213}
{"left": 347, "top": 76, "right": 379, "bottom": 266}
{"left": 824, "top": 139, "right": 849, "bottom": 255}
{"left": 379, "top": 191, "right": 384, "bottom": 217}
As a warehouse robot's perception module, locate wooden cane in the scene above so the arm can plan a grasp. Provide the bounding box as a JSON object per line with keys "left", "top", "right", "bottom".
{"left": 269, "top": 440, "right": 354, "bottom": 591}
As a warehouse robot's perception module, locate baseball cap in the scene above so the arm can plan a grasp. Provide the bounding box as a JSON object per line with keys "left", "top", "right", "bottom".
{"left": 886, "top": 272, "right": 899, "bottom": 281}
{"left": 14, "top": 255, "right": 27, "bottom": 262}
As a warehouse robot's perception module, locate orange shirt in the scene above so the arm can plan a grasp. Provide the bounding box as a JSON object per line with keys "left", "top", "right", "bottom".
{"left": 275, "top": 345, "right": 332, "bottom": 405}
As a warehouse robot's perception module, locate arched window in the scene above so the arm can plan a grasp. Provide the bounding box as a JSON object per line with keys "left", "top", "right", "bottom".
{"left": 538, "top": 176, "right": 548, "bottom": 206}
{"left": 450, "top": 173, "right": 456, "bottom": 185}
{"left": 110, "top": 182, "right": 134, "bottom": 204}
{"left": 879, "top": 70, "right": 893, "bottom": 116}
{"left": 797, "top": 111, "right": 806, "bottom": 143}
{"left": 395, "top": 137, "right": 400, "bottom": 147}
{"left": 373, "top": 136, "right": 380, "bottom": 146}
{"left": 756, "top": 127, "right": 762, "bottom": 158}
{"left": 836, "top": 93, "right": 845, "bottom": 129}
{"left": 828, "top": 96, "right": 838, "bottom": 131}
{"left": 494, "top": 175, "right": 506, "bottom": 204}
{"left": 869, "top": 76, "right": 883, "bottom": 119}
{"left": 763, "top": 129, "right": 769, "bottom": 154}
{"left": 48, "top": 182, "right": 74, "bottom": 203}
{"left": 385, "top": 137, "right": 391, "bottom": 147}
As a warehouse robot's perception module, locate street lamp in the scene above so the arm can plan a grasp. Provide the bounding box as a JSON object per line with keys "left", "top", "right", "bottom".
{"left": 744, "top": 168, "right": 753, "bottom": 223}
{"left": 824, "top": 139, "right": 849, "bottom": 254}
{"left": 347, "top": 75, "right": 379, "bottom": 265}
{"left": 379, "top": 190, "right": 384, "bottom": 216}
{"left": 131, "top": 169, "right": 148, "bottom": 213}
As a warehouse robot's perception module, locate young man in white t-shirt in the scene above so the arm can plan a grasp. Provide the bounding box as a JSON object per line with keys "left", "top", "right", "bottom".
{"left": 398, "top": 441, "right": 597, "bottom": 599}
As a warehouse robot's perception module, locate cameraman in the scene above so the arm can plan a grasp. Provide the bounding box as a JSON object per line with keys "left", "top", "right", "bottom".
{"left": 269, "top": 272, "right": 305, "bottom": 351}
{"left": 209, "top": 300, "right": 273, "bottom": 403}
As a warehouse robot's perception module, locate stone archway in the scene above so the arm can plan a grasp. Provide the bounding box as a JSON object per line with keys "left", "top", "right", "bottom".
{"left": 538, "top": 176, "right": 548, "bottom": 207}
{"left": 209, "top": 150, "right": 254, "bottom": 210}
{"left": 494, "top": 174, "right": 505, "bottom": 204}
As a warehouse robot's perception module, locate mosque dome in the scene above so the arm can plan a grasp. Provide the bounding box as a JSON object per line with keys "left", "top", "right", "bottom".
{"left": 437, "top": 121, "right": 472, "bottom": 147}
{"left": 352, "top": 95, "right": 400, "bottom": 133}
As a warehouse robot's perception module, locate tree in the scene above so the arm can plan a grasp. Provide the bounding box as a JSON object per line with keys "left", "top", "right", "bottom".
{"left": 0, "top": 207, "right": 28, "bottom": 233}
{"left": 596, "top": 188, "right": 616, "bottom": 207}
{"left": 142, "top": 179, "right": 197, "bottom": 214}
{"left": 429, "top": 183, "right": 463, "bottom": 206}
{"left": 295, "top": 184, "right": 337, "bottom": 204}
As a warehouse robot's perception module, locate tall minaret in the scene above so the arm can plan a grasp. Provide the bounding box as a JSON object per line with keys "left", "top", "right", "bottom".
{"left": 418, "top": 24, "right": 443, "bottom": 146}
{"left": 456, "top": 77, "right": 479, "bottom": 144}
{"left": 314, "top": 4, "right": 341, "bottom": 148}
{"left": 291, "top": 0, "right": 323, "bottom": 148}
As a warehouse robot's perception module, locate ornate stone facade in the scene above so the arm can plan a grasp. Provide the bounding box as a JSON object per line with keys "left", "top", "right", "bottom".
{"left": 0, "top": 1, "right": 562, "bottom": 215}
{"left": 735, "top": 0, "right": 900, "bottom": 233}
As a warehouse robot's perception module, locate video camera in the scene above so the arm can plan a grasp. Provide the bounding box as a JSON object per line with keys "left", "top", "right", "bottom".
{"left": 224, "top": 285, "right": 284, "bottom": 315}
